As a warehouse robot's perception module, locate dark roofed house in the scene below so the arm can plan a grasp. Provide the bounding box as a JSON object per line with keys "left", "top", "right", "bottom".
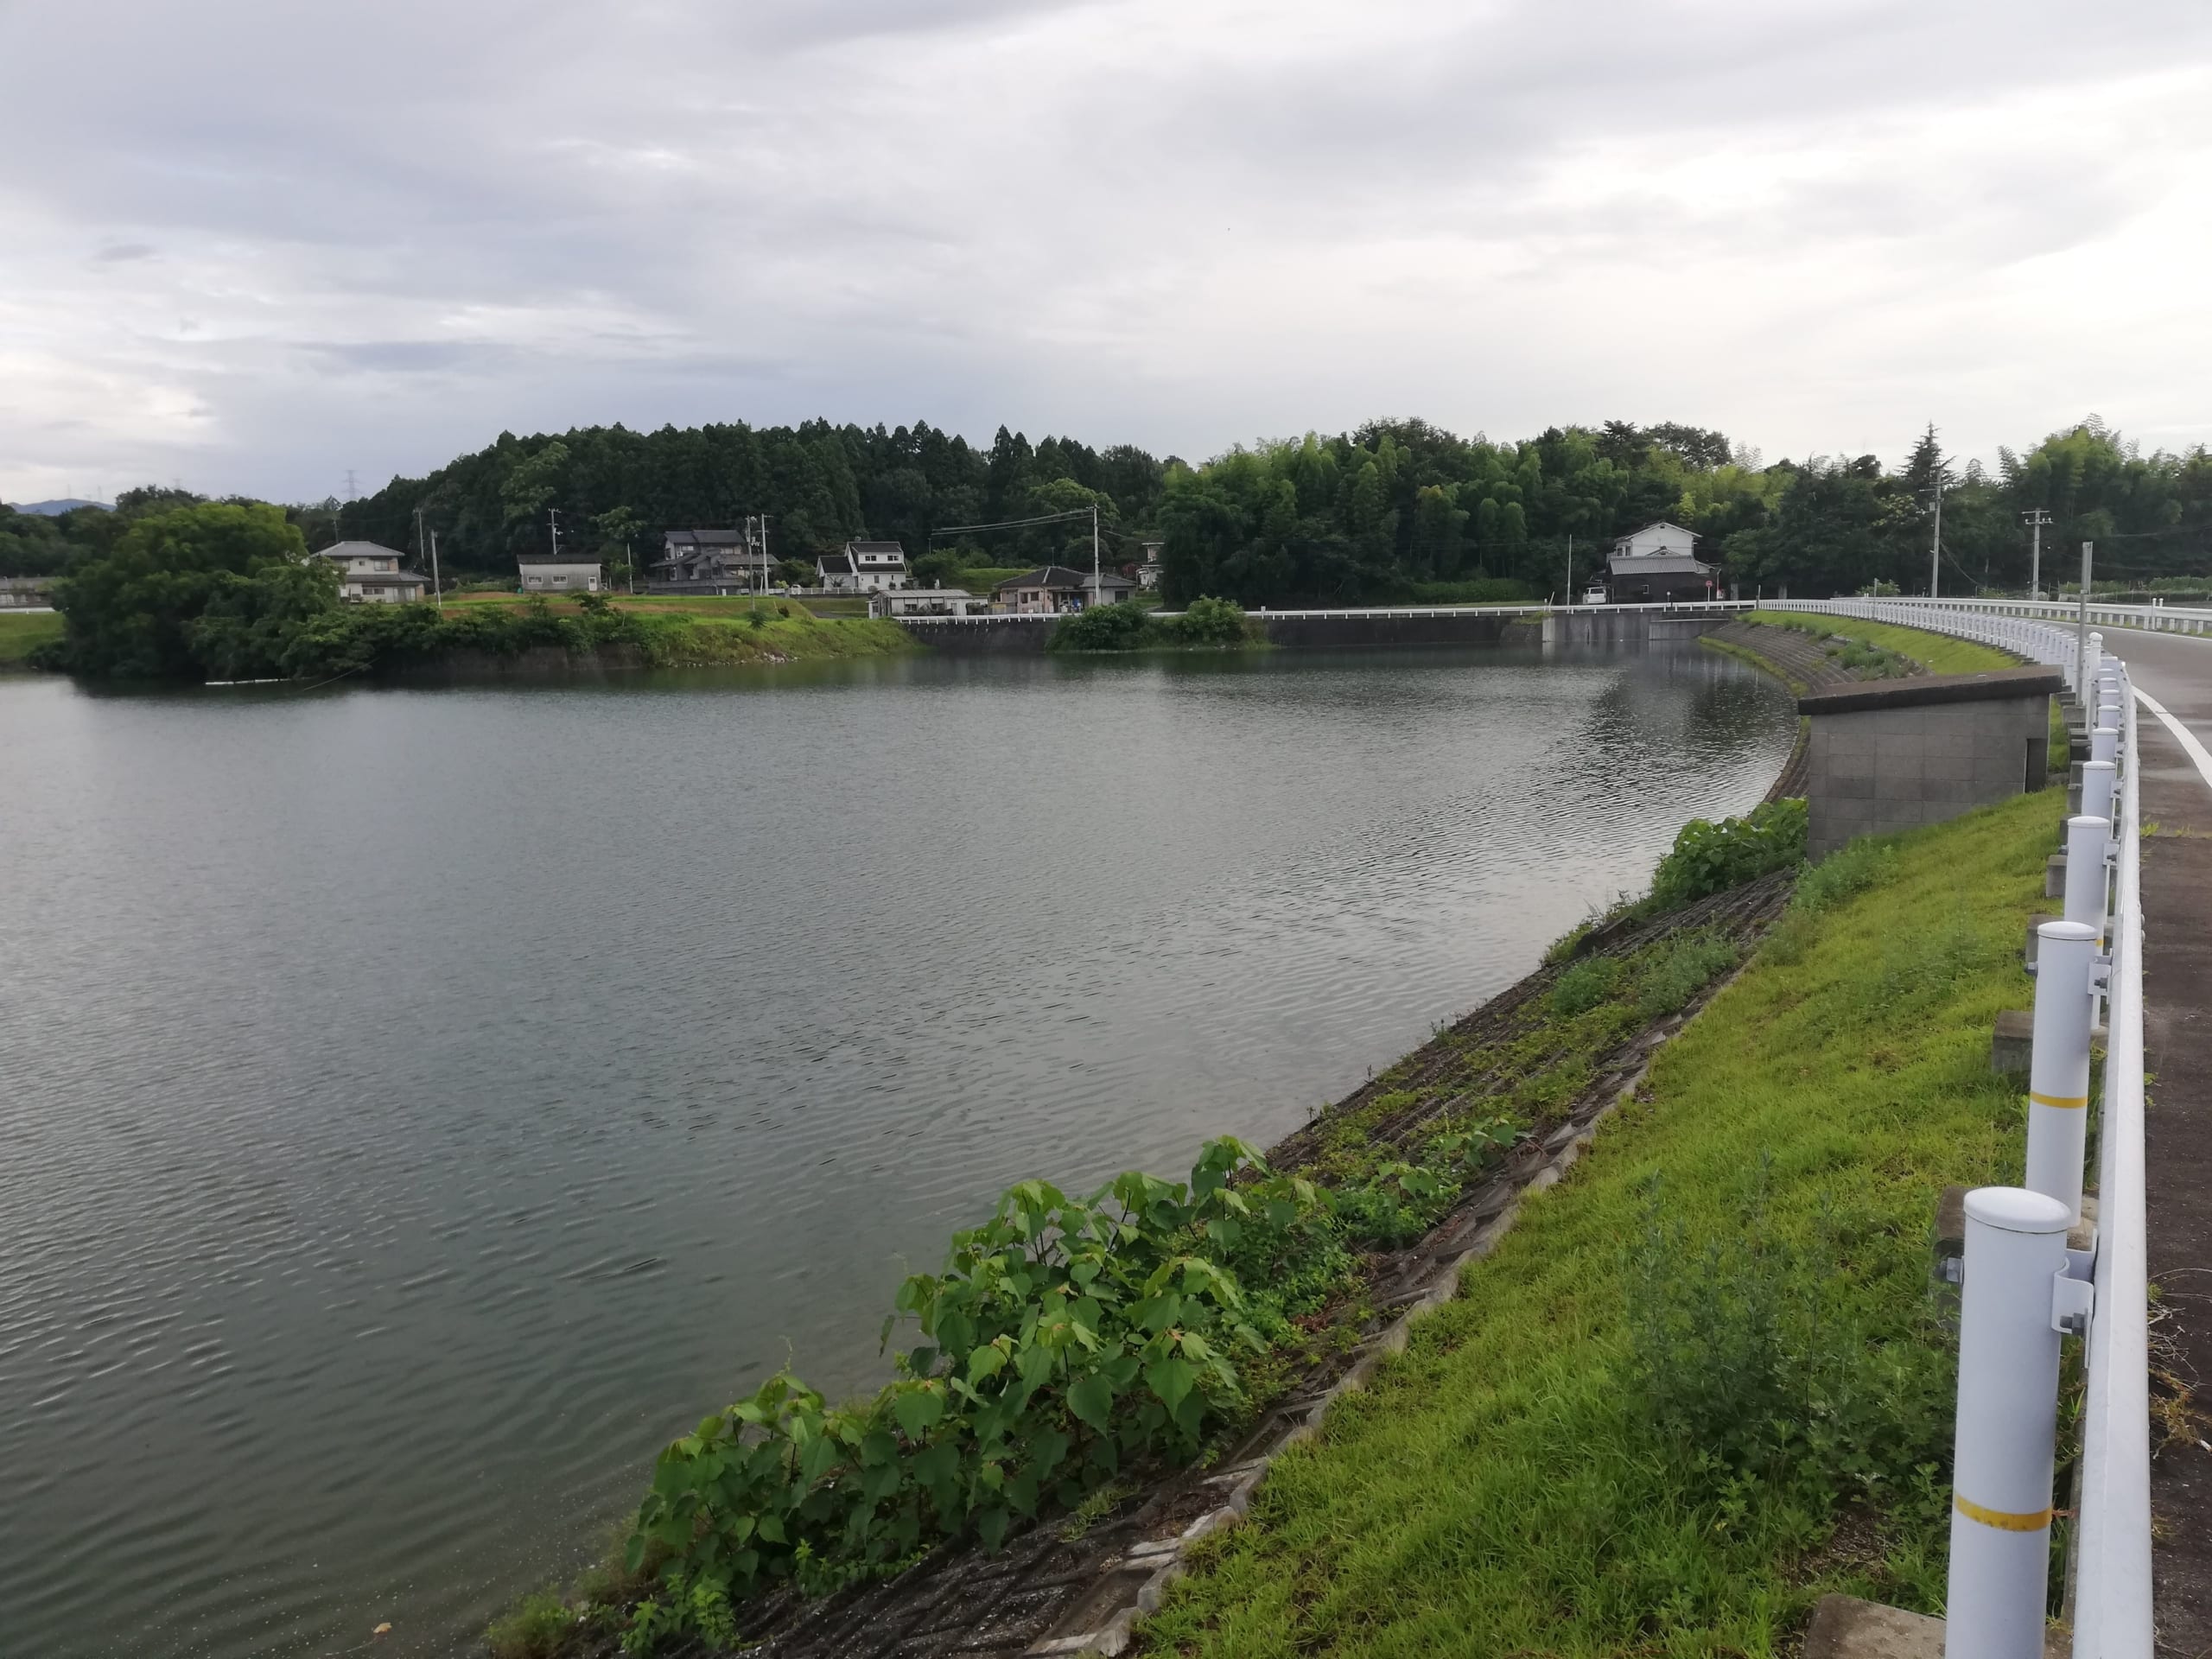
{"left": 317, "top": 540, "right": 429, "bottom": 604}
{"left": 1604, "top": 520, "right": 1715, "bottom": 604}
{"left": 845, "top": 540, "right": 910, "bottom": 593}
{"left": 993, "top": 565, "right": 1137, "bottom": 614}
{"left": 653, "top": 527, "right": 771, "bottom": 588}
{"left": 817, "top": 550, "right": 859, "bottom": 593}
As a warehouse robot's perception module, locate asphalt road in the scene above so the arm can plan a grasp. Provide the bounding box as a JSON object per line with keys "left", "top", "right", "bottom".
{"left": 2095, "top": 626, "right": 2212, "bottom": 1650}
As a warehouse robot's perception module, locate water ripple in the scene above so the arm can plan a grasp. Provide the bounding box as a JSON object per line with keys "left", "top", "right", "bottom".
{"left": 0, "top": 643, "right": 1794, "bottom": 1657}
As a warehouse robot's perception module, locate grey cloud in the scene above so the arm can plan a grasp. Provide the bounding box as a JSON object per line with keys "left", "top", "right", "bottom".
{"left": 300, "top": 340, "right": 522, "bottom": 375}
{"left": 0, "top": 0, "right": 2208, "bottom": 503}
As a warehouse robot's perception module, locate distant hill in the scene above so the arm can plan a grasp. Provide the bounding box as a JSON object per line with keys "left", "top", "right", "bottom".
{"left": 10, "top": 499, "right": 111, "bottom": 516}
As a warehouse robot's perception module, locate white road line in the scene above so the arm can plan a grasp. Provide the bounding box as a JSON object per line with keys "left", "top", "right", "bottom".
{"left": 2134, "top": 687, "right": 2212, "bottom": 796}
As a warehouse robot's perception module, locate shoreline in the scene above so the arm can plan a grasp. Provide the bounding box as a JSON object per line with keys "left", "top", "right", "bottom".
{"left": 537, "top": 611, "right": 2023, "bottom": 1659}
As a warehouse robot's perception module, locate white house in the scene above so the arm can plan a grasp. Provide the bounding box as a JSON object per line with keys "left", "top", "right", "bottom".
{"left": 847, "top": 540, "right": 910, "bottom": 592}
{"left": 869, "top": 588, "right": 987, "bottom": 618}
{"left": 316, "top": 540, "right": 428, "bottom": 603}
{"left": 818, "top": 541, "right": 911, "bottom": 594}
{"left": 516, "top": 552, "right": 604, "bottom": 593}
{"left": 1611, "top": 522, "right": 1700, "bottom": 562}
{"left": 1136, "top": 541, "right": 1165, "bottom": 591}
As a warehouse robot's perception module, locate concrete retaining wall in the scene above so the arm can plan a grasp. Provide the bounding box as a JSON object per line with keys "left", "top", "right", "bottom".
{"left": 897, "top": 606, "right": 1732, "bottom": 655}
{"left": 1800, "top": 668, "right": 2063, "bottom": 856}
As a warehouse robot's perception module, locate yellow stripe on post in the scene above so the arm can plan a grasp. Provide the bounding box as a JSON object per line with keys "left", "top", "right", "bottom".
{"left": 2029, "top": 1091, "right": 2088, "bottom": 1109}
{"left": 1954, "top": 1493, "right": 2054, "bottom": 1532}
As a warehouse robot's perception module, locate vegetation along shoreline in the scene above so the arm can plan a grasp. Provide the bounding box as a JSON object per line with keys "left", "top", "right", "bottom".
{"left": 474, "top": 612, "right": 2030, "bottom": 1658}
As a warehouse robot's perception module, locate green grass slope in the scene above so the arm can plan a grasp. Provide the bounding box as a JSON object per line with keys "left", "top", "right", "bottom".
{"left": 1141, "top": 788, "right": 2060, "bottom": 1659}
{"left": 0, "top": 610, "right": 62, "bottom": 666}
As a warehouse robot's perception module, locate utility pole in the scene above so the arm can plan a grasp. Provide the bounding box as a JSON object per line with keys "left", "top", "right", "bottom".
{"left": 548, "top": 507, "right": 562, "bottom": 558}
{"left": 1929, "top": 471, "right": 1944, "bottom": 599}
{"left": 1564, "top": 535, "right": 1573, "bottom": 605}
{"left": 1090, "top": 504, "right": 1101, "bottom": 611}
{"left": 429, "top": 529, "right": 443, "bottom": 612}
{"left": 2023, "top": 508, "right": 2051, "bottom": 601}
{"left": 2076, "top": 542, "right": 2093, "bottom": 692}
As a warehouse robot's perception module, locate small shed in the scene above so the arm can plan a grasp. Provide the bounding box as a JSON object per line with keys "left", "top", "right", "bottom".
{"left": 516, "top": 553, "right": 603, "bottom": 593}
{"left": 1797, "top": 666, "right": 2063, "bottom": 857}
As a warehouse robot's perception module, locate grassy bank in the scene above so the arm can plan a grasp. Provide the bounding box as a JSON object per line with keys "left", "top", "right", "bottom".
{"left": 607, "top": 608, "right": 912, "bottom": 665}
{"left": 1751, "top": 608, "right": 2015, "bottom": 676}
{"left": 1139, "top": 787, "right": 2058, "bottom": 1657}
{"left": 442, "top": 591, "right": 877, "bottom": 620}
{"left": 0, "top": 610, "right": 62, "bottom": 667}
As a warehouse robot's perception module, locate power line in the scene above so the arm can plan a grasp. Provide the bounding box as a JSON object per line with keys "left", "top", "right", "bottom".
{"left": 927, "top": 509, "right": 1096, "bottom": 538}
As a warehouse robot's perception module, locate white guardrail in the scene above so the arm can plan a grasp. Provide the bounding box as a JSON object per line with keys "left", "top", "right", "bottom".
{"left": 1778, "top": 599, "right": 2151, "bottom": 1659}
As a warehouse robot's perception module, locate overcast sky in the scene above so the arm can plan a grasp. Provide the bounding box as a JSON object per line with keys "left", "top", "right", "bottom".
{"left": 3, "top": 0, "right": 2209, "bottom": 506}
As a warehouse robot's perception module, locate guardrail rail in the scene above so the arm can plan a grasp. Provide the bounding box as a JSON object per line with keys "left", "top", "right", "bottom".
{"left": 1776, "top": 599, "right": 2150, "bottom": 1659}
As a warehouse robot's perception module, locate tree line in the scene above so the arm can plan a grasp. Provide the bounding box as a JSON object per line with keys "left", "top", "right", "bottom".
{"left": 1154, "top": 417, "right": 2212, "bottom": 607}
{"left": 9, "top": 415, "right": 2209, "bottom": 611}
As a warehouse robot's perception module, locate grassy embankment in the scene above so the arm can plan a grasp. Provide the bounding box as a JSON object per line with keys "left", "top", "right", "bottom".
{"left": 1140, "top": 786, "right": 2060, "bottom": 1658}
{"left": 1750, "top": 608, "right": 2017, "bottom": 677}
{"left": 1728, "top": 610, "right": 2070, "bottom": 769}
{"left": 0, "top": 610, "right": 62, "bottom": 667}
{"left": 365, "top": 594, "right": 914, "bottom": 669}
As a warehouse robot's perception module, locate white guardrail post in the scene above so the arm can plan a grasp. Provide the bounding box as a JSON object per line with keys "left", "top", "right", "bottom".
{"left": 2026, "top": 923, "right": 2097, "bottom": 1223}
{"left": 1948, "top": 1187, "right": 2082, "bottom": 1659}
{"left": 2063, "top": 817, "right": 2111, "bottom": 941}
{"left": 1770, "top": 598, "right": 2150, "bottom": 1659}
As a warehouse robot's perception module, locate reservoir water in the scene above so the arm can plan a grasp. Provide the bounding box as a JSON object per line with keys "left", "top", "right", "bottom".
{"left": 0, "top": 643, "right": 1795, "bottom": 1657}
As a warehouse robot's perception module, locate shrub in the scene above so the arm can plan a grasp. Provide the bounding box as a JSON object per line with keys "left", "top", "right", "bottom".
{"left": 1647, "top": 798, "right": 1807, "bottom": 910}
{"left": 1624, "top": 1169, "right": 1954, "bottom": 1510}
{"left": 1165, "top": 595, "right": 1258, "bottom": 647}
{"left": 1551, "top": 957, "right": 1622, "bottom": 1017}
{"left": 486, "top": 1592, "right": 580, "bottom": 1659}
{"left": 1047, "top": 603, "right": 1157, "bottom": 652}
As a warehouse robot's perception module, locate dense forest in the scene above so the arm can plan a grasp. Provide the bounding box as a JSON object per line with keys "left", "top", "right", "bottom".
{"left": 8, "top": 415, "right": 2212, "bottom": 606}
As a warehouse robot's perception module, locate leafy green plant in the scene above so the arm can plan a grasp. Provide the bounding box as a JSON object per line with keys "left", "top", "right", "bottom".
{"left": 621, "top": 1140, "right": 1326, "bottom": 1643}
{"left": 1647, "top": 798, "right": 1807, "bottom": 910}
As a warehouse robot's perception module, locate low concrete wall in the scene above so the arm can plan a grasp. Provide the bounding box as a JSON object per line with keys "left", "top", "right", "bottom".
{"left": 898, "top": 606, "right": 1732, "bottom": 654}
{"left": 1801, "top": 667, "right": 2063, "bottom": 856}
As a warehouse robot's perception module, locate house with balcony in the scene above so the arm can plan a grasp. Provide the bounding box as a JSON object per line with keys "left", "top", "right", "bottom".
{"left": 315, "top": 541, "right": 429, "bottom": 603}
{"left": 653, "top": 527, "right": 772, "bottom": 588}
{"left": 1602, "top": 521, "right": 1716, "bottom": 604}
{"left": 819, "top": 541, "right": 912, "bottom": 594}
